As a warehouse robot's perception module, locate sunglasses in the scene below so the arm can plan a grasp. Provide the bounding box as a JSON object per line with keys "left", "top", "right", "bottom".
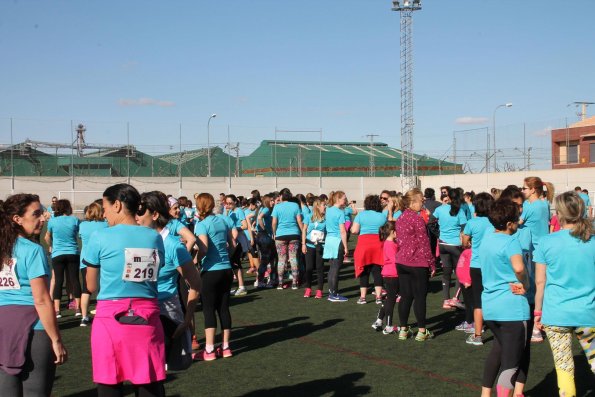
{"left": 521, "top": 187, "right": 529, "bottom": 191}
{"left": 380, "top": 196, "right": 389, "bottom": 200}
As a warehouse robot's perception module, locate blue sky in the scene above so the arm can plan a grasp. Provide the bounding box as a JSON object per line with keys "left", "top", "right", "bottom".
{"left": 1, "top": 0, "right": 594, "bottom": 169}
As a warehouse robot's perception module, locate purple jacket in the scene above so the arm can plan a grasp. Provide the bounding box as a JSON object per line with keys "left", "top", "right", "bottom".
{"left": 395, "top": 209, "right": 435, "bottom": 270}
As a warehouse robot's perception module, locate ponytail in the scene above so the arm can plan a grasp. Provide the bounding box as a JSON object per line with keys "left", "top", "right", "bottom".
{"left": 543, "top": 182, "right": 555, "bottom": 203}
{"left": 448, "top": 188, "right": 462, "bottom": 216}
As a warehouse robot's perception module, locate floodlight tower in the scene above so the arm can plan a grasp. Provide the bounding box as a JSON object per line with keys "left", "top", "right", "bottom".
{"left": 391, "top": 0, "right": 421, "bottom": 190}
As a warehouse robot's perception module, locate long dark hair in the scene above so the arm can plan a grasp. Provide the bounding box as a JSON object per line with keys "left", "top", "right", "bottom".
{"left": 103, "top": 184, "right": 141, "bottom": 215}
{"left": 0, "top": 194, "right": 41, "bottom": 270}
{"left": 448, "top": 188, "right": 462, "bottom": 216}
{"left": 139, "top": 191, "right": 172, "bottom": 229}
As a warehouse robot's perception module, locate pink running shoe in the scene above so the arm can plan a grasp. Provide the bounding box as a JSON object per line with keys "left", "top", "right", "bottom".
{"left": 303, "top": 288, "right": 312, "bottom": 298}
{"left": 315, "top": 290, "right": 323, "bottom": 299}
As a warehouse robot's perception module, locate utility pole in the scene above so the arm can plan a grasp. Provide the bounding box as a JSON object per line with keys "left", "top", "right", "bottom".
{"left": 366, "top": 134, "right": 379, "bottom": 177}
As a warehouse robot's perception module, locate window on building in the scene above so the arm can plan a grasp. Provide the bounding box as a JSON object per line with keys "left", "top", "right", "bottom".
{"left": 567, "top": 142, "right": 579, "bottom": 164}
{"left": 590, "top": 142, "right": 595, "bottom": 163}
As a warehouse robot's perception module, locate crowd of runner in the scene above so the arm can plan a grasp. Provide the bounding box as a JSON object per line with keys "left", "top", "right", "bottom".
{"left": 0, "top": 177, "right": 593, "bottom": 397}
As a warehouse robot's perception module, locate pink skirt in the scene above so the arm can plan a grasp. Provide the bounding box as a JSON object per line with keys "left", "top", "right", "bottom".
{"left": 91, "top": 298, "right": 166, "bottom": 385}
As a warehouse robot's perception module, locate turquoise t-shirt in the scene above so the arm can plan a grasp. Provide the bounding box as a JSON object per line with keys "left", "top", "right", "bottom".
{"left": 467, "top": 204, "right": 475, "bottom": 219}
{"left": 244, "top": 208, "right": 256, "bottom": 241}
{"left": 302, "top": 205, "right": 312, "bottom": 220}
{"left": 325, "top": 206, "right": 345, "bottom": 238}
{"left": 533, "top": 229, "right": 595, "bottom": 326}
{"left": 479, "top": 232, "right": 529, "bottom": 321}
{"left": 434, "top": 204, "right": 467, "bottom": 245}
{"left": 158, "top": 233, "right": 193, "bottom": 301}
{"left": 0, "top": 237, "right": 51, "bottom": 330}
{"left": 182, "top": 207, "right": 196, "bottom": 226}
{"left": 167, "top": 218, "right": 185, "bottom": 238}
{"left": 271, "top": 201, "right": 301, "bottom": 237}
{"left": 79, "top": 220, "right": 109, "bottom": 269}
{"left": 83, "top": 224, "right": 165, "bottom": 300}
{"left": 353, "top": 210, "right": 387, "bottom": 236}
{"left": 195, "top": 215, "right": 233, "bottom": 272}
{"left": 578, "top": 192, "right": 591, "bottom": 217}
{"left": 521, "top": 199, "right": 550, "bottom": 251}
{"left": 47, "top": 215, "right": 80, "bottom": 258}
{"left": 463, "top": 217, "right": 495, "bottom": 269}
{"left": 382, "top": 209, "right": 389, "bottom": 219}
{"left": 303, "top": 212, "right": 326, "bottom": 249}
{"left": 225, "top": 207, "right": 246, "bottom": 231}
{"left": 393, "top": 210, "right": 402, "bottom": 220}
{"left": 257, "top": 207, "right": 273, "bottom": 235}
{"left": 344, "top": 207, "right": 354, "bottom": 222}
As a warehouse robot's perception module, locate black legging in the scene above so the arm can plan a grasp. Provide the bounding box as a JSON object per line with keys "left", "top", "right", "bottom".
{"left": 376, "top": 277, "right": 399, "bottom": 327}
{"left": 327, "top": 245, "right": 344, "bottom": 294}
{"left": 482, "top": 320, "right": 527, "bottom": 390}
{"left": 52, "top": 254, "right": 81, "bottom": 300}
{"left": 461, "top": 285, "right": 474, "bottom": 324}
{"left": 97, "top": 382, "right": 163, "bottom": 397}
{"left": 439, "top": 244, "right": 462, "bottom": 300}
{"left": 304, "top": 245, "right": 324, "bottom": 290}
{"left": 0, "top": 330, "right": 56, "bottom": 396}
{"left": 516, "top": 305, "right": 535, "bottom": 385}
{"left": 397, "top": 264, "right": 429, "bottom": 329}
{"left": 359, "top": 265, "right": 383, "bottom": 288}
{"left": 201, "top": 269, "right": 233, "bottom": 329}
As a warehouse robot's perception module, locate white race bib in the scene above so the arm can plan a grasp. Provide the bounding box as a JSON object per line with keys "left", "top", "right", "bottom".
{"left": 122, "top": 248, "right": 159, "bottom": 282}
{"left": 0, "top": 258, "right": 21, "bottom": 290}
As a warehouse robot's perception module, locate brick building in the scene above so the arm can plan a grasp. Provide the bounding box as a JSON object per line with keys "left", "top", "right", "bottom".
{"left": 551, "top": 116, "right": 595, "bottom": 169}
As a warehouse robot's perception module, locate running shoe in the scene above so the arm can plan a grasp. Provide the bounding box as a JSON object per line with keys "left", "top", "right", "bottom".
{"left": 75, "top": 310, "right": 82, "bottom": 317}
{"left": 356, "top": 297, "right": 367, "bottom": 305}
{"left": 291, "top": 283, "right": 298, "bottom": 290}
{"left": 314, "top": 290, "right": 323, "bottom": 299}
{"left": 396, "top": 295, "right": 401, "bottom": 303}
{"left": 466, "top": 334, "right": 483, "bottom": 346}
{"left": 303, "top": 288, "right": 312, "bottom": 298}
{"left": 68, "top": 300, "right": 76, "bottom": 310}
{"left": 196, "top": 349, "right": 217, "bottom": 361}
{"left": 531, "top": 329, "right": 544, "bottom": 343}
{"left": 398, "top": 327, "right": 412, "bottom": 340}
{"left": 415, "top": 329, "right": 434, "bottom": 342}
{"left": 375, "top": 298, "right": 382, "bottom": 305}
{"left": 191, "top": 336, "right": 200, "bottom": 351}
{"left": 382, "top": 326, "right": 396, "bottom": 335}
{"left": 246, "top": 268, "right": 255, "bottom": 274}
{"left": 448, "top": 298, "right": 466, "bottom": 310}
{"left": 442, "top": 300, "right": 454, "bottom": 309}
{"left": 253, "top": 280, "right": 259, "bottom": 287}
{"left": 219, "top": 347, "right": 233, "bottom": 358}
{"left": 80, "top": 317, "right": 91, "bottom": 327}
{"left": 234, "top": 287, "right": 247, "bottom": 296}
{"left": 55, "top": 311, "right": 62, "bottom": 319}
{"left": 328, "top": 293, "right": 348, "bottom": 302}
{"left": 455, "top": 321, "right": 473, "bottom": 333}
{"left": 371, "top": 319, "right": 383, "bottom": 331}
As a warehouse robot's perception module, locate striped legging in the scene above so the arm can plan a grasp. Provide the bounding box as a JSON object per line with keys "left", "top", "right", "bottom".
{"left": 544, "top": 325, "right": 595, "bottom": 397}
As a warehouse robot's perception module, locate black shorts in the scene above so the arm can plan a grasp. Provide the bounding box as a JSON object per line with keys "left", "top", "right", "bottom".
{"left": 470, "top": 267, "right": 483, "bottom": 309}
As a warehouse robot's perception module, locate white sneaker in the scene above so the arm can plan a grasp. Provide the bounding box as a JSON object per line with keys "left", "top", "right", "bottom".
{"left": 371, "top": 319, "right": 383, "bottom": 331}
{"left": 234, "top": 287, "right": 247, "bottom": 296}
{"left": 382, "top": 325, "right": 395, "bottom": 335}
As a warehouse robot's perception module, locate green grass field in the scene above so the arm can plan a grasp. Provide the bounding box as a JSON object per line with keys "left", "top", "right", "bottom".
{"left": 51, "top": 259, "right": 593, "bottom": 397}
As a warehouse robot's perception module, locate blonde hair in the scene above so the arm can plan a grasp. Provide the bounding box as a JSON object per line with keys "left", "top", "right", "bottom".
{"left": 490, "top": 188, "right": 502, "bottom": 200}
{"left": 554, "top": 192, "right": 592, "bottom": 242}
{"left": 311, "top": 199, "right": 325, "bottom": 222}
{"left": 402, "top": 188, "right": 423, "bottom": 209}
{"left": 85, "top": 202, "right": 104, "bottom": 221}
{"left": 330, "top": 191, "right": 345, "bottom": 207}
{"left": 327, "top": 191, "right": 336, "bottom": 206}
{"left": 525, "top": 176, "right": 555, "bottom": 203}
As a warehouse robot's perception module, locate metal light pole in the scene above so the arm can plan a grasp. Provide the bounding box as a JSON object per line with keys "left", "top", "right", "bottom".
{"left": 207, "top": 113, "right": 216, "bottom": 177}
{"left": 391, "top": 0, "right": 422, "bottom": 191}
{"left": 492, "top": 103, "right": 512, "bottom": 172}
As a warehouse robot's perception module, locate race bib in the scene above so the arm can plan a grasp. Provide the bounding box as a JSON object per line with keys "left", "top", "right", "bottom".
{"left": 122, "top": 248, "right": 159, "bottom": 282}
{"left": 0, "top": 258, "right": 21, "bottom": 290}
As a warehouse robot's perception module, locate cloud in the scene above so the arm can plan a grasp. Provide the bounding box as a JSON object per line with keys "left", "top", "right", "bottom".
{"left": 531, "top": 126, "right": 552, "bottom": 137}
{"left": 455, "top": 116, "right": 489, "bottom": 125}
{"left": 118, "top": 98, "right": 175, "bottom": 107}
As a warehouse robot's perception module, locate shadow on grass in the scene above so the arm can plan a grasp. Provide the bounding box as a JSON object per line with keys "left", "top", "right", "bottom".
{"left": 238, "top": 371, "right": 370, "bottom": 397}
{"left": 524, "top": 354, "right": 594, "bottom": 397}
{"left": 232, "top": 317, "right": 344, "bottom": 355}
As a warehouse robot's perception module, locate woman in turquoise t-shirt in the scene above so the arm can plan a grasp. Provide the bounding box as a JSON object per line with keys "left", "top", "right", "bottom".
{"left": 0, "top": 194, "right": 67, "bottom": 395}
{"left": 136, "top": 191, "right": 201, "bottom": 368}
{"left": 534, "top": 192, "right": 595, "bottom": 397}
{"left": 301, "top": 198, "right": 326, "bottom": 299}
{"left": 271, "top": 189, "right": 303, "bottom": 289}
{"left": 478, "top": 199, "right": 529, "bottom": 397}
{"left": 195, "top": 193, "right": 236, "bottom": 361}
{"left": 323, "top": 191, "right": 349, "bottom": 302}
{"left": 78, "top": 201, "right": 108, "bottom": 326}
{"left": 166, "top": 196, "right": 197, "bottom": 252}
{"left": 84, "top": 184, "right": 166, "bottom": 396}
{"left": 433, "top": 188, "right": 467, "bottom": 309}
{"left": 44, "top": 199, "right": 81, "bottom": 318}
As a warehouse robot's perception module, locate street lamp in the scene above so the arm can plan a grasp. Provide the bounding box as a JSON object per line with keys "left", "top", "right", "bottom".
{"left": 207, "top": 113, "right": 217, "bottom": 177}
{"left": 492, "top": 103, "right": 512, "bottom": 172}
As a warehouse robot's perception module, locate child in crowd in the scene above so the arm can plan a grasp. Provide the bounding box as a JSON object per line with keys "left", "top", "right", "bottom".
{"left": 372, "top": 222, "right": 399, "bottom": 334}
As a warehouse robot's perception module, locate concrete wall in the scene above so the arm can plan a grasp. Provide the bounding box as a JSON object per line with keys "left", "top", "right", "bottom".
{"left": 2, "top": 167, "right": 594, "bottom": 210}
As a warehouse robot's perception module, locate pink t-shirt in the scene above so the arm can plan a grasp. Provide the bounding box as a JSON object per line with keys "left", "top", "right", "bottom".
{"left": 381, "top": 240, "right": 398, "bottom": 277}
{"left": 550, "top": 214, "right": 561, "bottom": 232}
